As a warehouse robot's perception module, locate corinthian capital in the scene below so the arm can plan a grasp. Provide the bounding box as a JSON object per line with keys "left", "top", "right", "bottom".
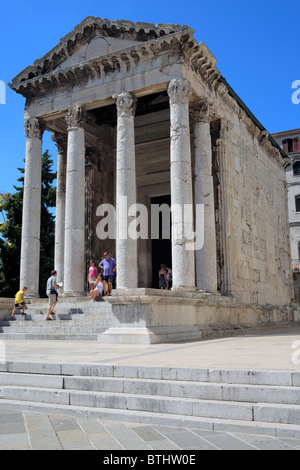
{"left": 24, "top": 118, "right": 44, "bottom": 139}
{"left": 51, "top": 132, "right": 67, "bottom": 154}
{"left": 192, "top": 99, "right": 213, "bottom": 123}
{"left": 113, "top": 92, "right": 137, "bottom": 117}
{"left": 167, "top": 78, "right": 192, "bottom": 105}
{"left": 65, "top": 105, "right": 85, "bottom": 129}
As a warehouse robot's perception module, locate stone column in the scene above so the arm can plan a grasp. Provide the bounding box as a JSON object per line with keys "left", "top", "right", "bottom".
{"left": 193, "top": 100, "right": 217, "bottom": 291}
{"left": 167, "top": 78, "right": 196, "bottom": 290}
{"left": 113, "top": 92, "right": 138, "bottom": 289}
{"left": 63, "top": 106, "right": 86, "bottom": 296}
{"left": 216, "top": 119, "right": 232, "bottom": 295}
{"left": 20, "top": 118, "right": 44, "bottom": 298}
{"left": 51, "top": 132, "right": 67, "bottom": 290}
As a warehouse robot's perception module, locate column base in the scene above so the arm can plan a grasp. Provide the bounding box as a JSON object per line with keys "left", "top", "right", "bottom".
{"left": 171, "top": 286, "right": 197, "bottom": 292}
{"left": 98, "top": 326, "right": 203, "bottom": 344}
{"left": 24, "top": 293, "right": 40, "bottom": 300}
{"left": 62, "top": 291, "right": 86, "bottom": 298}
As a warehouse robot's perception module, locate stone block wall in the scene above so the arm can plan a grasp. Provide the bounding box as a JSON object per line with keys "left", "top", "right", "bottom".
{"left": 225, "top": 115, "right": 293, "bottom": 306}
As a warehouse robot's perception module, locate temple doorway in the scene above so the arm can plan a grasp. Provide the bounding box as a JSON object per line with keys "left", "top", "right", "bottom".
{"left": 151, "top": 195, "right": 172, "bottom": 288}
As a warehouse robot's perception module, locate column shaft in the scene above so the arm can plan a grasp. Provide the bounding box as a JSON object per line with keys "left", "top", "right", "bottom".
{"left": 20, "top": 118, "right": 43, "bottom": 298}
{"left": 52, "top": 133, "right": 67, "bottom": 289}
{"left": 63, "top": 106, "right": 86, "bottom": 296}
{"left": 113, "top": 92, "right": 137, "bottom": 289}
{"left": 216, "top": 119, "right": 232, "bottom": 294}
{"left": 193, "top": 102, "right": 217, "bottom": 291}
{"left": 168, "top": 78, "right": 196, "bottom": 290}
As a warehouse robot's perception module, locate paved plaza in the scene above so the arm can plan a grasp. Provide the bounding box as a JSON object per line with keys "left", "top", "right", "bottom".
{"left": 1, "top": 408, "right": 300, "bottom": 450}
{"left": 0, "top": 326, "right": 300, "bottom": 450}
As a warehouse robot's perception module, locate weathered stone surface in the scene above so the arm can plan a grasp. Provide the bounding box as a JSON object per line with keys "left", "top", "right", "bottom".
{"left": 64, "top": 107, "right": 86, "bottom": 296}
{"left": 9, "top": 16, "right": 294, "bottom": 337}
{"left": 20, "top": 119, "right": 43, "bottom": 297}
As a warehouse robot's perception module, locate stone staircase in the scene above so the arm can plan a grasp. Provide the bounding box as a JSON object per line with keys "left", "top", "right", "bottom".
{"left": 0, "top": 361, "right": 300, "bottom": 438}
{"left": 0, "top": 298, "right": 112, "bottom": 340}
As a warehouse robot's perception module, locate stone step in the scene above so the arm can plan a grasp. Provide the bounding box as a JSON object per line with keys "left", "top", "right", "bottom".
{"left": 2, "top": 398, "right": 300, "bottom": 439}
{"left": 0, "top": 332, "right": 102, "bottom": 340}
{"left": 0, "top": 372, "right": 299, "bottom": 405}
{"left": 1, "top": 299, "right": 112, "bottom": 319}
{"left": 0, "top": 322, "right": 109, "bottom": 331}
{"left": 0, "top": 303, "right": 111, "bottom": 339}
{"left": 1, "top": 362, "right": 300, "bottom": 437}
{"left": 2, "top": 361, "right": 300, "bottom": 387}
{"left": 1, "top": 385, "right": 300, "bottom": 425}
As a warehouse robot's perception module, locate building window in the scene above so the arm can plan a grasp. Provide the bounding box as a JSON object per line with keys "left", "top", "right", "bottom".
{"left": 283, "top": 137, "right": 299, "bottom": 154}
{"left": 296, "top": 195, "right": 300, "bottom": 212}
{"left": 293, "top": 161, "right": 300, "bottom": 176}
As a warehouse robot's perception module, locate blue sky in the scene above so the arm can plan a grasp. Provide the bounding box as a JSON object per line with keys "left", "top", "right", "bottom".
{"left": 0, "top": 0, "right": 299, "bottom": 196}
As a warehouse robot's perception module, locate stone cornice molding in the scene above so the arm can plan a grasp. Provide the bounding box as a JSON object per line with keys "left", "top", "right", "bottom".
{"left": 113, "top": 92, "right": 137, "bottom": 117}
{"left": 167, "top": 78, "right": 192, "bottom": 105}
{"left": 24, "top": 117, "right": 44, "bottom": 139}
{"left": 65, "top": 105, "right": 85, "bottom": 129}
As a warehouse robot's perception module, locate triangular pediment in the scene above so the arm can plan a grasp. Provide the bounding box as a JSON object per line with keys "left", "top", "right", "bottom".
{"left": 11, "top": 16, "right": 193, "bottom": 85}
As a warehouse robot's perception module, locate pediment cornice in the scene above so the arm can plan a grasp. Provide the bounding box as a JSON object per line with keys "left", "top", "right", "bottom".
{"left": 9, "top": 17, "right": 194, "bottom": 88}
{"left": 9, "top": 26, "right": 221, "bottom": 98}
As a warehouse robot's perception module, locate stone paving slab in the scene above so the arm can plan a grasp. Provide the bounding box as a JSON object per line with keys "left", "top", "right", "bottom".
{"left": 0, "top": 326, "right": 300, "bottom": 370}
{"left": 0, "top": 409, "right": 299, "bottom": 450}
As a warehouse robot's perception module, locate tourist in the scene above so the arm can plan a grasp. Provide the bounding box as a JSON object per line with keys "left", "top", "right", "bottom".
{"left": 99, "top": 252, "right": 116, "bottom": 296}
{"left": 158, "top": 264, "right": 167, "bottom": 290}
{"left": 90, "top": 275, "right": 104, "bottom": 302}
{"left": 11, "top": 286, "right": 28, "bottom": 320}
{"left": 87, "top": 260, "right": 97, "bottom": 291}
{"left": 46, "top": 270, "right": 60, "bottom": 320}
{"left": 166, "top": 266, "right": 172, "bottom": 290}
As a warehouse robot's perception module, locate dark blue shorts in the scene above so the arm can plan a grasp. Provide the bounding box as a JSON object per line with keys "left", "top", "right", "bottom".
{"left": 103, "top": 275, "right": 115, "bottom": 283}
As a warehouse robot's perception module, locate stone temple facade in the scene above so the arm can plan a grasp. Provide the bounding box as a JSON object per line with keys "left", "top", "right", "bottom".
{"left": 9, "top": 17, "right": 297, "bottom": 342}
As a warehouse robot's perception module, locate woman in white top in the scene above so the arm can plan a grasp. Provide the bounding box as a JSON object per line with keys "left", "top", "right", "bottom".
{"left": 90, "top": 275, "right": 104, "bottom": 302}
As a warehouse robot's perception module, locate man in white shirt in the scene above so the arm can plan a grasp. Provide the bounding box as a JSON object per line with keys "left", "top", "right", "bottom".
{"left": 46, "top": 270, "right": 60, "bottom": 320}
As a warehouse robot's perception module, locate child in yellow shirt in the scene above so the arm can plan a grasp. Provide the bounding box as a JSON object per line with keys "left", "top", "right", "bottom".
{"left": 11, "top": 287, "right": 28, "bottom": 320}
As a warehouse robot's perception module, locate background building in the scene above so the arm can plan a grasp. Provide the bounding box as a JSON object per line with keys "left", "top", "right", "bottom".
{"left": 272, "top": 128, "right": 300, "bottom": 300}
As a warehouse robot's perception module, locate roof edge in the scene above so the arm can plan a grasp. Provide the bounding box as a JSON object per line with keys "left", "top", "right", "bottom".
{"left": 218, "top": 76, "right": 288, "bottom": 160}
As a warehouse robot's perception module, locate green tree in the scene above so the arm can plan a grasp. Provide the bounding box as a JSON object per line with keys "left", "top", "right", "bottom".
{"left": 0, "top": 150, "right": 56, "bottom": 297}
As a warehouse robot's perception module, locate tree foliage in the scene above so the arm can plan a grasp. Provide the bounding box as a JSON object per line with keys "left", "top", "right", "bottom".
{"left": 0, "top": 150, "right": 56, "bottom": 297}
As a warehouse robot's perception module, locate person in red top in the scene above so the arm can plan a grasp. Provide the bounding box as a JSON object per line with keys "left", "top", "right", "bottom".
{"left": 87, "top": 260, "right": 97, "bottom": 291}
